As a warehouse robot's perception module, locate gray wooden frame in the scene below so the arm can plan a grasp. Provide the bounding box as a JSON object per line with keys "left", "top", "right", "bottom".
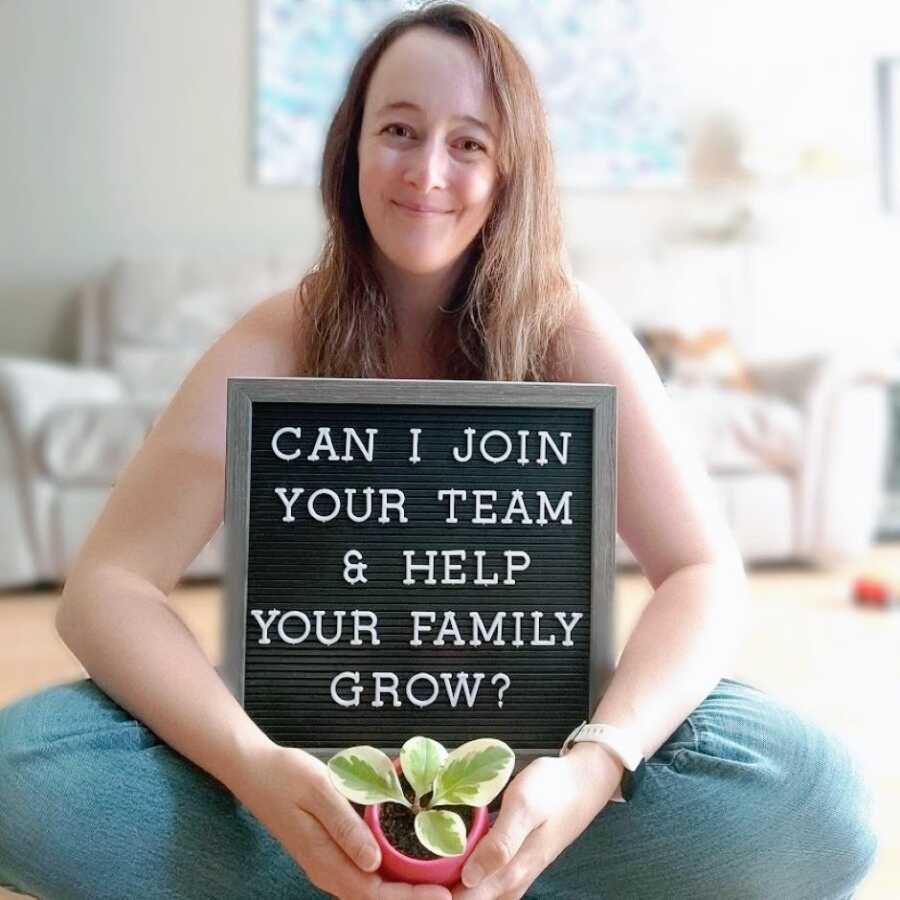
{"left": 220, "top": 376, "right": 617, "bottom": 765}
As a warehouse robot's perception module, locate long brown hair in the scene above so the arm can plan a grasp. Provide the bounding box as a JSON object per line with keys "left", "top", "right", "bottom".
{"left": 294, "top": 0, "right": 576, "bottom": 382}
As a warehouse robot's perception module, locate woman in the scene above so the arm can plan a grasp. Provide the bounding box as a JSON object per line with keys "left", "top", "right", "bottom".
{"left": 0, "top": 3, "right": 878, "bottom": 899}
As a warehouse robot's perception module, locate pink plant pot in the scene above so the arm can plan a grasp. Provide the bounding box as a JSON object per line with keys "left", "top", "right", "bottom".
{"left": 364, "top": 757, "right": 491, "bottom": 887}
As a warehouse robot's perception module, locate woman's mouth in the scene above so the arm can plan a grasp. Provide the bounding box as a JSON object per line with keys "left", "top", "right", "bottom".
{"left": 392, "top": 200, "right": 452, "bottom": 217}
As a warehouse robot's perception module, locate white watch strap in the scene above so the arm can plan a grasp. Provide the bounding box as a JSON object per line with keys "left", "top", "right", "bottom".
{"left": 574, "top": 723, "right": 644, "bottom": 771}
{"left": 560, "top": 721, "right": 644, "bottom": 770}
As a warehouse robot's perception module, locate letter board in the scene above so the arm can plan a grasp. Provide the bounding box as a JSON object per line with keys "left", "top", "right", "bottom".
{"left": 221, "top": 378, "right": 616, "bottom": 763}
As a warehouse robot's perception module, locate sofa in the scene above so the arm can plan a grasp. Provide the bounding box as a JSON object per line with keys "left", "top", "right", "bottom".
{"left": 0, "top": 255, "right": 890, "bottom": 590}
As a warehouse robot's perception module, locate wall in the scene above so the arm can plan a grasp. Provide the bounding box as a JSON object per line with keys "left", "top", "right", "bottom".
{"left": 1, "top": 0, "right": 898, "bottom": 361}
{"left": 0, "top": 0, "right": 323, "bottom": 359}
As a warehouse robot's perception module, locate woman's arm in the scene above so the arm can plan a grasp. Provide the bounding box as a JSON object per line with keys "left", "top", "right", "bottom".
{"left": 54, "top": 290, "right": 299, "bottom": 793}
{"left": 55, "top": 292, "right": 454, "bottom": 899}
{"left": 564, "top": 284, "right": 752, "bottom": 766}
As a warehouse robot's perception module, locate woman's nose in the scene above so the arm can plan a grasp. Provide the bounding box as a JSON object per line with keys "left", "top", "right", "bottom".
{"left": 402, "top": 138, "right": 449, "bottom": 192}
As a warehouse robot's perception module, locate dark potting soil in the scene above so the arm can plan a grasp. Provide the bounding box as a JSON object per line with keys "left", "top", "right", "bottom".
{"left": 378, "top": 772, "right": 476, "bottom": 860}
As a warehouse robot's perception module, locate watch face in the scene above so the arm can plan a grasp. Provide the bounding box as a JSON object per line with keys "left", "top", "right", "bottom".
{"left": 621, "top": 758, "right": 646, "bottom": 802}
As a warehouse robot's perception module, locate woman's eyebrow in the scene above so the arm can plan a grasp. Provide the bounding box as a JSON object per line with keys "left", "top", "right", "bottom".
{"left": 375, "top": 100, "right": 495, "bottom": 139}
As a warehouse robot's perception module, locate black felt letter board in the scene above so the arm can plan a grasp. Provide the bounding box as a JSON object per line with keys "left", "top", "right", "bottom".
{"left": 222, "top": 379, "right": 616, "bottom": 762}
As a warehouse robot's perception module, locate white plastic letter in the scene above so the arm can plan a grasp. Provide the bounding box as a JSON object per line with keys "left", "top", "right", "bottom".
{"left": 274, "top": 487, "right": 304, "bottom": 522}
{"left": 331, "top": 671, "right": 363, "bottom": 708}
{"left": 250, "top": 608, "right": 281, "bottom": 644}
{"left": 277, "top": 610, "right": 311, "bottom": 645}
{"left": 271, "top": 427, "right": 302, "bottom": 461}
{"left": 308, "top": 427, "right": 340, "bottom": 461}
{"left": 504, "top": 550, "right": 531, "bottom": 584}
{"left": 372, "top": 672, "right": 401, "bottom": 708}
{"left": 406, "top": 673, "right": 439, "bottom": 708}
{"left": 379, "top": 488, "right": 408, "bottom": 523}
{"left": 452, "top": 428, "right": 475, "bottom": 462}
{"left": 403, "top": 550, "right": 438, "bottom": 585}
{"left": 537, "top": 431, "right": 571, "bottom": 466}
{"left": 307, "top": 488, "right": 341, "bottom": 523}
{"left": 409, "top": 428, "right": 422, "bottom": 464}
{"left": 536, "top": 491, "right": 572, "bottom": 526}
{"left": 351, "top": 610, "right": 380, "bottom": 646}
{"left": 409, "top": 611, "right": 436, "bottom": 646}
{"left": 437, "top": 488, "right": 467, "bottom": 523}
{"left": 440, "top": 672, "right": 485, "bottom": 708}
{"left": 342, "top": 428, "right": 377, "bottom": 462}
{"left": 555, "top": 611, "right": 583, "bottom": 646}
{"left": 480, "top": 429, "right": 512, "bottom": 463}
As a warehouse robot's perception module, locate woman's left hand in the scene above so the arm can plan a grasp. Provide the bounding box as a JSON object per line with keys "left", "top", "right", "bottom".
{"left": 450, "top": 745, "right": 624, "bottom": 900}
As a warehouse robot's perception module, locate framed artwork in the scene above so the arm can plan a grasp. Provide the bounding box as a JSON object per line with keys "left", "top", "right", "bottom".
{"left": 254, "top": 0, "right": 685, "bottom": 189}
{"left": 877, "top": 57, "right": 900, "bottom": 213}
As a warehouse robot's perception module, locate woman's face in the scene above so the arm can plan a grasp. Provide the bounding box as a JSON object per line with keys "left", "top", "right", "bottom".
{"left": 357, "top": 27, "right": 501, "bottom": 279}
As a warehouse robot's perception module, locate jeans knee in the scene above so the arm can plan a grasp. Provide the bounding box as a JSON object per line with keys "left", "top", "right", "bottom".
{"left": 848, "top": 816, "right": 879, "bottom": 888}
{"left": 0, "top": 683, "right": 161, "bottom": 898}
{"left": 801, "top": 734, "right": 881, "bottom": 894}
{"left": 0, "top": 692, "right": 46, "bottom": 888}
{"left": 0, "top": 683, "right": 139, "bottom": 844}
{"left": 0, "top": 689, "right": 47, "bottom": 791}
{"left": 825, "top": 767, "right": 879, "bottom": 885}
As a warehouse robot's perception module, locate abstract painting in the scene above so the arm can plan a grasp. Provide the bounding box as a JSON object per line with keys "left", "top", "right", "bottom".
{"left": 255, "top": 0, "right": 685, "bottom": 188}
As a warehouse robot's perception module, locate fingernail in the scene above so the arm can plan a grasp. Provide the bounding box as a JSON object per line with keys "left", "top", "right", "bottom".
{"left": 462, "top": 863, "right": 483, "bottom": 887}
{"left": 361, "top": 848, "right": 380, "bottom": 871}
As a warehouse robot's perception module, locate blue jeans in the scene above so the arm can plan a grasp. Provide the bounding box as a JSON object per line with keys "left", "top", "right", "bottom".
{"left": 0, "top": 676, "right": 878, "bottom": 899}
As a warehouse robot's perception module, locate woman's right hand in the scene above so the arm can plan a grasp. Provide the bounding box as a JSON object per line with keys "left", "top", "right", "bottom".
{"left": 231, "top": 741, "right": 453, "bottom": 900}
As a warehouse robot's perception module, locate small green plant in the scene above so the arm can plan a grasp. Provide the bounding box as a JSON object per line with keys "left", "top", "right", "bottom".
{"left": 327, "top": 736, "right": 515, "bottom": 858}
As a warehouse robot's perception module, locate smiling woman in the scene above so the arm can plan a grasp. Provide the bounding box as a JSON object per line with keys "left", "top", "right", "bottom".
{"left": 304, "top": 1, "right": 575, "bottom": 384}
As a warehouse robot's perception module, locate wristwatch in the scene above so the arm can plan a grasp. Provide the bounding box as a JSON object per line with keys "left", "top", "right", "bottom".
{"left": 559, "top": 721, "right": 647, "bottom": 802}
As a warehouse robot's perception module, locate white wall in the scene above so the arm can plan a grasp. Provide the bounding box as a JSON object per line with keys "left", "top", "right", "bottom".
{"left": 657, "top": 0, "right": 900, "bottom": 173}
{"left": 1, "top": 0, "right": 898, "bottom": 361}
{"left": 630, "top": 0, "right": 900, "bottom": 359}
{"left": 0, "top": 0, "right": 323, "bottom": 359}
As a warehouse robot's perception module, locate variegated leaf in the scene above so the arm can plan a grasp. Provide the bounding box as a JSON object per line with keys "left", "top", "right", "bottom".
{"left": 430, "top": 738, "right": 515, "bottom": 807}
{"left": 400, "top": 736, "right": 447, "bottom": 800}
{"left": 414, "top": 809, "right": 467, "bottom": 857}
{"left": 327, "top": 746, "right": 410, "bottom": 807}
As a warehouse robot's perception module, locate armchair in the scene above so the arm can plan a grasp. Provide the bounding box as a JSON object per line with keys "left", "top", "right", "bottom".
{"left": 614, "top": 350, "right": 890, "bottom": 570}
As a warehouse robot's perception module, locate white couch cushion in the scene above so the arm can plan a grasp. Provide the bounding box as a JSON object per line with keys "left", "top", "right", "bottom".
{"left": 666, "top": 384, "right": 803, "bottom": 472}
{"left": 110, "top": 344, "right": 205, "bottom": 404}
{"left": 720, "top": 473, "right": 795, "bottom": 560}
{"left": 106, "top": 256, "right": 305, "bottom": 348}
{"left": 35, "top": 402, "right": 160, "bottom": 486}
{"left": 102, "top": 256, "right": 307, "bottom": 403}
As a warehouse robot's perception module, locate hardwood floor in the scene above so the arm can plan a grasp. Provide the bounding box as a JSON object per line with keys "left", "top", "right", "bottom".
{"left": 1, "top": 544, "right": 898, "bottom": 898}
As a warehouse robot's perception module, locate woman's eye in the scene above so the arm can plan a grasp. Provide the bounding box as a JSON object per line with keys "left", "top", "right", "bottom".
{"left": 383, "top": 124, "right": 411, "bottom": 138}
{"left": 460, "top": 139, "right": 485, "bottom": 153}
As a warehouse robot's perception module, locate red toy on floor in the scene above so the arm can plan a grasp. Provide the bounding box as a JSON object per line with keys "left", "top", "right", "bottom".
{"left": 852, "top": 573, "right": 900, "bottom": 608}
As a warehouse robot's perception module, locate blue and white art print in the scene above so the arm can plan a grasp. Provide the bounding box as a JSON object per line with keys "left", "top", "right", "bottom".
{"left": 255, "top": 0, "right": 685, "bottom": 188}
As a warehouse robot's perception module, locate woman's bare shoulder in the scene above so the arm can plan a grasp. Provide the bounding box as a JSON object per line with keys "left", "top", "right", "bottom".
{"left": 230, "top": 287, "right": 304, "bottom": 377}
{"left": 561, "top": 278, "right": 649, "bottom": 385}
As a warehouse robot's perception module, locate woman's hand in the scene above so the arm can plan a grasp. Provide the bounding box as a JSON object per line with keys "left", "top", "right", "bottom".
{"left": 450, "top": 746, "right": 623, "bottom": 900}
{"left": 231, "top": 741, "right": 453, "bottom": 900}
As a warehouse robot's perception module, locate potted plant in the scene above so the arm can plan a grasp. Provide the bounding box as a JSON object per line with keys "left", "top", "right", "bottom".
{"left": 327, "top": 735, "right": 515, "bottom": 887}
